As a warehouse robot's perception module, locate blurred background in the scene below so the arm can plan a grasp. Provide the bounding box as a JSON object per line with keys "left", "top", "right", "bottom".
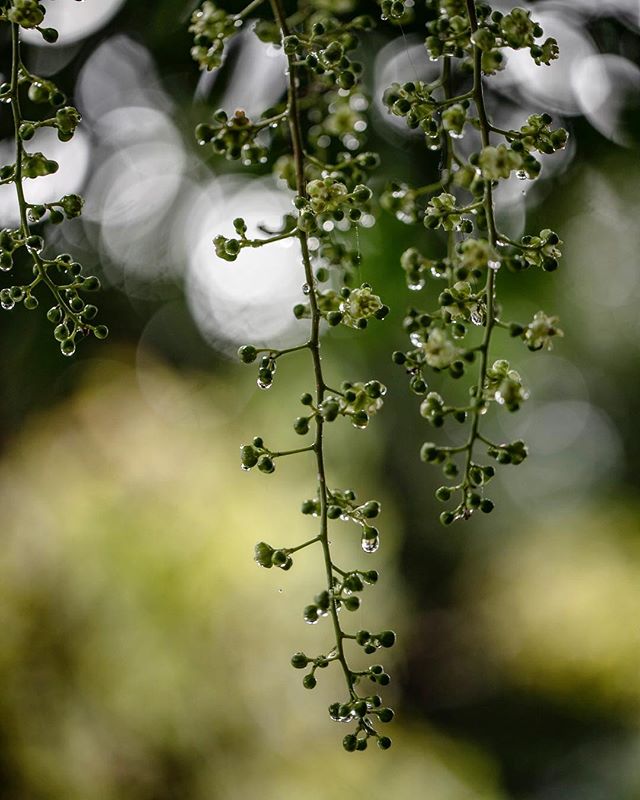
{"left": 1, "top": 0, "right": 640, "bottom": 797}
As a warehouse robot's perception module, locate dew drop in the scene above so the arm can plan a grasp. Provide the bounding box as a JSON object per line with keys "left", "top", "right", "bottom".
{"left": 408, "top": 280, "right": 425, "bottom": 291}
{"left": 410, "top": 331, "right": 424, "bottom": 348}
{"left": 470, "top": 309, "right": 483, "bottom": 326}
{"left": 488, "top": 259, "right": 501, "bottom": 271}
{"left": 257, "top": 378, "right": 272, "bottom": 390}
{"left": 1, "top": 300, "right": 15, "bottom": 310}
{"left": 302, "top": 282, "right": 311, "bottom": 295}
{"left": 516, "top": 170, "right": 528, "bottom": 181}
{"left": 361, "top": 536, "right": 379, "bottom": 554}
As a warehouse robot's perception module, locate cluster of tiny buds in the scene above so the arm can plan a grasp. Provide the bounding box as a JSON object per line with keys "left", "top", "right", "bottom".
{"left": 1, "top": 0, "right": 82, "bottom": 40}
{"left": 1, "top": 0, "right": 107, "bottom": 354}
{"left": 377, "top": 0, "right": 565, "bottom": 522}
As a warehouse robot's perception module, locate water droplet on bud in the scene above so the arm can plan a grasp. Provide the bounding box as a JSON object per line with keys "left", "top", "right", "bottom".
{"left": 361, "top": 536, "right": 379, "bottom": 554}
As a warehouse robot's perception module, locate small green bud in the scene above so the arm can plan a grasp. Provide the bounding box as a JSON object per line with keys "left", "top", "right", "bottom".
{"left": 355, "top": 630, "right": 370, "bottom": 645}
{"left": 238, "top": 344, "right": 257, "bottom": 363}
{"left": 257, "top": 455, "right": 275, "bottom": 474}
{"left": 420, "top": 443, "right": 439, "bottom": 463}
{"left": 291, "top": 652, "right": 308, "bottom": 669}
{"left": 301, "top": 499, "right": 316, "bottom": 515}
{"left": 303, "top": 605, "right": 319, "bottom": 624}
{"left": 254, "top": 541, "right": 274, "bottom": 568}
{"left": 353, "top": 700, "right": 367, "bottom": 717}
{"left": 480, "top": 499, "right": 494, "bottom": 513}
{"left": 240, "top": 445, "right": 258, "bottom": 469}
{"left": 19, "top": 123, "right": 35, "bottom": 141}
{"left": 344, "top": 595, "right": 360, "bottom": 611}
{"left": 303, "top": 674, "right": 317, "bottom": 689}
{"left": 343, "top": 734, "right": 357, "bottom": 752}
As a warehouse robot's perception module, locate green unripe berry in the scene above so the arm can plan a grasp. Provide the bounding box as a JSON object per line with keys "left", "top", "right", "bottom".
{"left": 378, "top": 707, "right": 394, "bottom": 723}
{"left": 378, "top": 736, "right": 392, "bottom": 750}
{"left": 378, "top": 630, "right": 396, "bottom": 648}
{"left": 480, "top": 499, "right": 494, "bottom": 513}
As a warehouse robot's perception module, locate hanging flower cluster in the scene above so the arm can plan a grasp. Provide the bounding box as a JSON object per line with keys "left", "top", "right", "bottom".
{"left": 191, "top": 0, "right": 394, "bottom": 751}
{"left": 0, "top": 0, "right": 107, "bottom": 355}
{"left": 385, "top": 0, "right": 565, "bottom": 523}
